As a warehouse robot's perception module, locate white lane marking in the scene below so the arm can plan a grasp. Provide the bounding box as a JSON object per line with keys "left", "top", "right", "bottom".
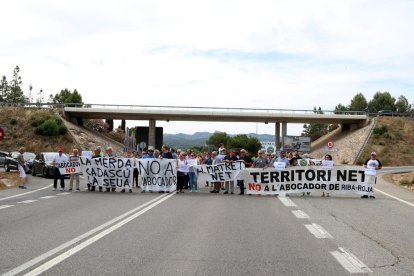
{"left": 17, "top": 200, "right": 38, "bottom": 204}
{"left": 331, "top": 247, "right": 373, "bottom": 274}
{"left": 3, "top": 193, "right": 173, "bottom": 276}
{"left": 56, "top": 192, "right": 71, "bottom": 196}
{"left": 39, "top": 196, "right": 56, "bottom": 200}
{"left": 375, "top": 188, "right": 414, "bottom": 207}
{"left": 0, "top": 185, "right": 52, "bottom": 202}
{"left": 0, "top": 205, "right": 14, "bottom": 210}
{"left": 304, "top": 223, "right": 333, "bottom": 239}
{"left": 292, "top": 210, "right": 310, "bottom": 219}
{"left": 24, "top": 192, "right": 176, "bottom": 276}
{"left": 279, "top": 197, "right": 296, "bottom": 207}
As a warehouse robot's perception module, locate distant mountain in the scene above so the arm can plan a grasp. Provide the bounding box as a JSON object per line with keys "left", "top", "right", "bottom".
{"left": 163, "top": 132, "right": 276, "bottom": 149}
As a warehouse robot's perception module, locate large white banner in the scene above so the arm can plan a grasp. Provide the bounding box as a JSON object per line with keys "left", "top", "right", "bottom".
{"left": 243, "top": 166, "right": 375, "bottom": 196}
{"left": 80, "top": 157, "right": 134, "bottom": 189}
{"left": 194, "top": 161, "right": 245, "bottom": 182}
{"left": 137, "top": 159, "right": 177, "bottom": 192}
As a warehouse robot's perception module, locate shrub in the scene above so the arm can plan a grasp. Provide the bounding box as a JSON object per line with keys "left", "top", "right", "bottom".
{"left": 10, "top": 117, "right": 18, "bottom": 125}
{"left": 373, "top": 125, "right": 388, "bottom": 135}
{"left": 35, "top": 118, "right": 60, "bottom": 136}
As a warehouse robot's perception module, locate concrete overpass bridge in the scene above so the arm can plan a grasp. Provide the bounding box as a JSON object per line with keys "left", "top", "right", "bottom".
{"left": 64, "top": 104, "right": 368, "bottom": 150}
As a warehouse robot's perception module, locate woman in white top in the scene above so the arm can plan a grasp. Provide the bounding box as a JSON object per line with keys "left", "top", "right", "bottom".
{"left": 69, "top": 149, "right": 81, "bottom": 191}
{"left": 176, "top": 152, "right": 189, "bottom": 193}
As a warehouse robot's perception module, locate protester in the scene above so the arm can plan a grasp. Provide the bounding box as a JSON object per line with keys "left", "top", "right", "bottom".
{"left": 52, "top": 147, "right": 68, "bottom": 191}
{"left": 322, "top": 154, "right": 333, "bottom": 197}
{"left": 361, "top": 151, "right": 382, "bottom": 199}
{"left": 252, "top": 150, "right": 269, "bottom": 168}
{"left": 17, "top": 147, "right": 27, "bottom": 189}
{"left": 90, "top": 147, "right": 101, "bottom": 192}
{"left": 68, "top": 148, "right": 81, "bottom": 192}
{"left": 223, "top": 149, "right": 239, "bottom": 194}
{"left": 176, "top": 152, "right": 189, "bottom": 193}
{"left": 105, "top": 147, "right": 117, "bottom": 192}
{"left": 203, "top": 152, "right": 213, "bottom": 187}
{"left": 216, "top": 148, "right": 227, "bottom": 190}
{"left": 143, "top": 148, "right": 156, "bottom": 159}
{"left": 161, "top": 145, "right": 173, "bottom": 159}
{"left": 209, "top": 151, "right": 222, "bottom": 193}
{"left": 237, "top": 149, "right": 252, "bottom": 195}
{"left": 187, "top": 150, "right": 199, "bottom": 192}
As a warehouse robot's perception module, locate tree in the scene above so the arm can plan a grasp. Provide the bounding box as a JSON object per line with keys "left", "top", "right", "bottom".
{"left": 52, "top": 88, "right": 83, "bottom": 106}
{"left": 395, "top": 95, "right": 411, "bottom": 113}
{"left": 6, "top": 66, "right": 26, "bottom": 103}
{"left": 334, "top": 103, "right": 348, "bottom": 114}
{"left": 301, "top": 106, "right": 330, "bottom": 141}
{"left": 36, "top": 88, "right": 44, "bottom": 104}
{"left": 206, "top": 132, "right": 230, "bottom": 150}
{"left": 367, "top": 91, "right": 396, "bottom": 112}
{"left": 28, "top": 84, "right": 33, "bottom": 103}
{"left": 349, "top": 92, "right": 368, "bottom": 112}
{"left": 227, "top": 134, "right": 261, "bottom": 155}
{"left": 0, "top": 76, "right": 9, "bottom": 102}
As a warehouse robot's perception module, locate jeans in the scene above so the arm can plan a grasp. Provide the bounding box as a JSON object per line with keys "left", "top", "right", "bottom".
{"left": 189, "top": 171, "right": 197, "bottom": 191}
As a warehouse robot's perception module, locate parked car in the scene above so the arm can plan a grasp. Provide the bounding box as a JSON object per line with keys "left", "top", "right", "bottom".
{"left": 378, "top": 110, "right": 394, "bottom": 116}
{"left": 0, "top": 150, "right": 9, "bottom": 167}
{"left": 31, "top": 152, "right": 69, "bottom": 178}
{"left": 4, "top": 151, "right": 36, "bottom": 173}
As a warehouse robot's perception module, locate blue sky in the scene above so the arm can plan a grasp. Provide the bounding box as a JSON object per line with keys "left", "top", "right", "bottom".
{"left": 1, "top": 0, "right": 413, "bottom": 135}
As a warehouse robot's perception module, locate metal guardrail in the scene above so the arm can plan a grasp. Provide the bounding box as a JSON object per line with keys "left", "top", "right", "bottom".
{"left": 0, "top": 102, "right": 368, "bottom": 116}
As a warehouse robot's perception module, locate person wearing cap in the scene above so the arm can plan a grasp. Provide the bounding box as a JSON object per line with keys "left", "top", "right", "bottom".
{"left": 17, "top": 147, "right": 28, "bottom": 189}
{"left": 362, "top": 151, "right": 382, "bottom": 198}
{"left": 52, "top": 148, "right": 68, "bottom": 191}
{"left": 143, "top": 149, "right": 156, "bottom": 159}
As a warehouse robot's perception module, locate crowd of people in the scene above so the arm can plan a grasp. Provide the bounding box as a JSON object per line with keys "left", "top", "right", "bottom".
{"left": 14, "top": 143, "right": 381, "bottom": 198}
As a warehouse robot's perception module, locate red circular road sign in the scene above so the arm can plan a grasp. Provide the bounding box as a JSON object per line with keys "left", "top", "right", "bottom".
{"left": 327, "top": 141, "right": 334, "bottom": 149}
{"left": 0, "top": 127, "right": 4, "bottom": 141}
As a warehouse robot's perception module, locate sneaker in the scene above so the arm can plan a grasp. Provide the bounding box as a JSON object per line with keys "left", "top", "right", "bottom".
{"left": 76, "top": 188, "right": 80, "bottom": 192}
{"left": 230, "top": 192, "right": 234, "bottom": 194}
{"left": 129, "top": 189, "right": 133, "bottom": 193}
{"left": 361, "top": 195, "right": 369, "bottom": 198}
{"left": 68, "top": 188, "right": 73, "bottom": 191}
{"left": 18, "top": 185, "right": 27, "bottom": 189}
{"left": 369, "top": 195, "right": 375, "bottom": 199}
{"left": 53, "top": 188, "right": 57, "bottom": 191}
{"left": 223, "top": 191, "right": 229, "bottom": 194}
{"left": 121, "top": 189, "right": 125, "bottom": 193}
{"left": 59, "top": 188, "right": 64, "bottom": 191}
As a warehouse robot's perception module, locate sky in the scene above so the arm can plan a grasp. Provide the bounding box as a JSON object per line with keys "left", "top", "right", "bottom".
{"left": 1, "top": 0, "right": 414, "bottom": 135}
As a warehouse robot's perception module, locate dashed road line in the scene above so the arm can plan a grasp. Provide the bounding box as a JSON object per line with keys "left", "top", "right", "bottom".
{"left": 331, "top": 247, "right": 372, "bottom": 274}
{"left": 3, "top": 193, "right": 173, "bottom": 276}
{"left": 304, "top": 223, "right": 333, "bottom": 239}
{"left": 278, "top": 197, "right": 296, "bottom": 207}
{"left": 17, "top": 200, "right": 38, "bottom": 204}
{"left": 56, "top": 192, "right": 71, "bottom": 196}
{"left": 292, "top": 210, "right": 310, "bottom": 219}
{"left": 0, "top": 185, "right": 52, "bottom": 202}
{"left": 39, "top": 196, "right": 56, "bottom": 200}
{"left": 0, "top": 204, "right": 14, "bottom": 210}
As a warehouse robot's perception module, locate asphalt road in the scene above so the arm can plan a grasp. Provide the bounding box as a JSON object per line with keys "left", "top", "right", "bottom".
{"left": 0, "top": 166, "right": 413, "bottom": 276}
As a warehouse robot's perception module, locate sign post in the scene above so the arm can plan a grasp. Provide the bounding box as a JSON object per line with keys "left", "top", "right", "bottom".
{"left": 139, "top": 141, "right": 147, "bottom": 153}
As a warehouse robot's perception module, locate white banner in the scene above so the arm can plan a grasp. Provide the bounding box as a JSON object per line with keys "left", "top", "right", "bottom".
{"left": 194, "top": 161, "right": 245, "bottom": 182}
{"left": 80, "top": 157, "right": 134, "bottom": 189}
{"left": 243, "top": 166, "right": 375, "bottom": 196}
{"left": 137, "top": 159, "right": 177, "bottom": 192}
{"left": 58, "top": 161, "right": 81, "bottom": 175}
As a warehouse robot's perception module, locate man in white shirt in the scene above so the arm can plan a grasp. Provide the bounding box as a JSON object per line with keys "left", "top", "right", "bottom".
{"left": 53, "top": 148, "right": 68, "bottom": 191}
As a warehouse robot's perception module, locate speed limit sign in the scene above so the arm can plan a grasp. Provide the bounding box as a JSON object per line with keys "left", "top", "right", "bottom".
{"left": 327, "top": 141, "right": 334, "bottom": 149}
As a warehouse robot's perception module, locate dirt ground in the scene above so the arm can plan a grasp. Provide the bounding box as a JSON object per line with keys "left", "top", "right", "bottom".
{"left": 0, "top": 172, "right": 20, "bottom": 190}
{"left": 383, "top": 171, "right": 414, "bottom": 191}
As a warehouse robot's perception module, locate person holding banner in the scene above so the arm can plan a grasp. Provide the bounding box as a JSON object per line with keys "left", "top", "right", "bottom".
{"left": 209, "top": 151, "right": 222, "bottom": 193}
{"left": 321, "top": 154, "right": 333, "bottom": 197}
{"left": 237, "top": 149, "right": 252, "bottom": 195}
{"left": 252, "top": 150, "right": 269, "bottom": 168}
{"left": 222, "top": 149, "right": 239, "bottom": 194}
{"left": 361, "top": 151, "right": 382, "bottom": 199}
{"left": 176, "top": 152, "right": 189, "bottom": 193}
{"left": 52, "top": 148, "right": 68, "bottom": 191}
{"left": 68, "top": 148, "right": 81, "bottom": 191}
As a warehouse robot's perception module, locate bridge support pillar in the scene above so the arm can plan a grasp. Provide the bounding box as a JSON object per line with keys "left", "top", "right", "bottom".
{"left": 149, "top": 120, "right": 156, "bottom": 149}
{"left": 275, "top": 123, "right": 281, "bottom": 151}
{"left": 282, "top": 121, "right": 287, "bottom": 139}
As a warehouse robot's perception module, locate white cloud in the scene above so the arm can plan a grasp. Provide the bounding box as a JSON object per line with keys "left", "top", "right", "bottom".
{"left": 1, "top": 0, "right": 413, "bottom": 135}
